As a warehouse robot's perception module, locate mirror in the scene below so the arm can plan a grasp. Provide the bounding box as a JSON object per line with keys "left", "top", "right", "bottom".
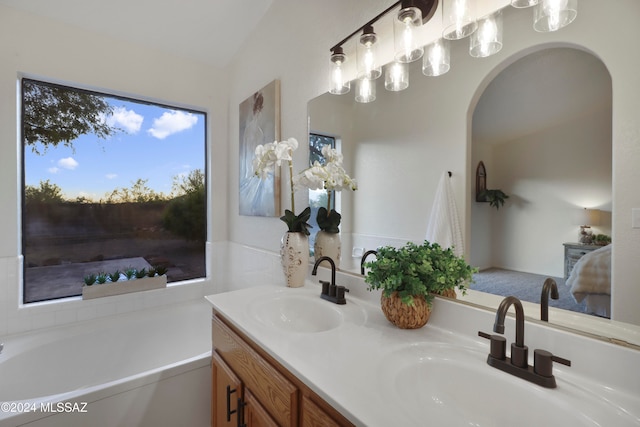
{"left": 308, "top": 2, "right": 640, "bottom": 347}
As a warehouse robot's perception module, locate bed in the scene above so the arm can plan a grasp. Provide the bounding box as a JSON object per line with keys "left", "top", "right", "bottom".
{"left": 567, "top": 244, "right": 611, "bottom": 318}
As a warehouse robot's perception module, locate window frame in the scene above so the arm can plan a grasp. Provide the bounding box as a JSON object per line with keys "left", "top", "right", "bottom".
{"left": 20, "top": 77, "right": 209, "bottom": 304}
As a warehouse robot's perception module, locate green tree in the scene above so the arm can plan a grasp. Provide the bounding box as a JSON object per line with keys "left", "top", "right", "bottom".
{"left": 24, "top": 180, "right": 64, "bottom": 204}
{"left": 104, "top": 178, "right": 166, "bottom": 203}
{"left": 163, "top": 169, "right": 206, "bottom": 241}
{"left": 22, "top": 79, "right": 119, "bottom": 153}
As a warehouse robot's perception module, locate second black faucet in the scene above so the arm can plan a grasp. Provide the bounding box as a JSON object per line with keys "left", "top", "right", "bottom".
{"left": 312, "top": 256, "right": 349, "bottom": 304}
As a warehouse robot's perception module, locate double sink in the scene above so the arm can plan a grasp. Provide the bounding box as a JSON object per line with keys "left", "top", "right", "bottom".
{"left": 208, "top": 285, "right": 640, "bottom": 426}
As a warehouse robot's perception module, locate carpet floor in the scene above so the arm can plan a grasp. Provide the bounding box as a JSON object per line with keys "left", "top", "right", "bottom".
{"left": 470, "top": 268, "right": 589, "bottom": 315}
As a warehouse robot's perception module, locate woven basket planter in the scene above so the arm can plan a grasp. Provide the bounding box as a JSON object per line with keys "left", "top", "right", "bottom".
{"left": 438, "top": 288, "right": 457, "bottom": 299}
{"left": 380, "top": 291, "right": 431, "bottom": 329}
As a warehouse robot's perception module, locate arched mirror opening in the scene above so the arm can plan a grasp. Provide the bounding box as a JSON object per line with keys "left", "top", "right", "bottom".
{"left": 469, "top": 47, "right": 612, "bottom": 320}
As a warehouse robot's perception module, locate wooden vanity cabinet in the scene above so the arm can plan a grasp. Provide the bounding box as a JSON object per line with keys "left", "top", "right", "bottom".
{"left": 211, "top": 313, "right": 354, "bottom": 427}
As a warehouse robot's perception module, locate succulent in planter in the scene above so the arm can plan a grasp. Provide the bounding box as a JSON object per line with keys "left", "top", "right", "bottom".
{"left": 108, "top": 270, "right": 121, "bottom": 283}
{"left": 83, "top": 274, "right": 97, "bottom": 286}
{"left": 135, "top": 268, "right": 147, "bottom": 279}
{"left": 96, "top": 273, "right": 108, "bottom": 284}
{"left": 154, "top": 265, "right": 168, "bottom": 276}
{"left": 364, "top": 241, "right": 476, "bottom": 328}
{"left": 124, "top": 267, "right": 137, "bottom": 280}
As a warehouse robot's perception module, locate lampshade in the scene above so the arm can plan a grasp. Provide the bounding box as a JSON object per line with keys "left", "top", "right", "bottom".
{"left": 533, "top": 0, "right": 577, "bottom": 32}
{"left": 442, "top": 0, "right": 478, "bottom": 40}
{"left": 394, "top": 2, "right": 424, "bottom": 63}
{"left": 355, "top": 77, "right": 376, "bottom": 103}
{"left": 385, "top": 61, "right": 409, "bottom": 91}
{"left": 357, "top": 25, "right": 382, "bottom": 80}
{"left": 422, "top": 38, "right": 450, "bottom": 77}
{"left": 469, "top": 10, "right": 503, "bottom": 58}
{"left": 329, "top": 47, "right": 350, "bottom": 95}
{"left": 577, "top": 208, "right": 600, "bottom": 226}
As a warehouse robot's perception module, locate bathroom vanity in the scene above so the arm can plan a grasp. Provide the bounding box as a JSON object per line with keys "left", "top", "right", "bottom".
{"left": 210, "top": 313, "right": 353, "bottom": 426}
{"left": 206, "top": 283, "right": 640, "bottom": 426}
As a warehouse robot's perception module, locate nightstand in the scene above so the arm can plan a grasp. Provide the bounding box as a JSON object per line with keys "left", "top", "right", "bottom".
{"left": 563, "top": 242, "right": 601, "bottom": 280}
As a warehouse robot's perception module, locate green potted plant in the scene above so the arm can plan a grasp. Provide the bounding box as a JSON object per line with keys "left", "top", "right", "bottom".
{"left": 364, "top": 240, "right": 476, "bottom": 329}
{"left": 477, "top": 189, "right": 509, "bottom": 210}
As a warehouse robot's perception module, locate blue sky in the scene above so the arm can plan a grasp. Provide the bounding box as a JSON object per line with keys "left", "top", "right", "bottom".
{"left": 25, "top": 97, "right": 206, "bottom": 200}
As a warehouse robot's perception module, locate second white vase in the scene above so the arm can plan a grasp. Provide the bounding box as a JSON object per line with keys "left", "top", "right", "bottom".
{"left": 314, "top": 230, "right": 341, "bottom": 268}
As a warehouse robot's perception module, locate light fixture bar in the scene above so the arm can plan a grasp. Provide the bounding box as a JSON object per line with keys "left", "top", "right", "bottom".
{"left": 329, "top": 0, "right": 439, "bottom": 53}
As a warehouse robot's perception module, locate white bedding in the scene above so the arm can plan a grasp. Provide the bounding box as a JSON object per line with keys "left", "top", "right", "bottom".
{"left": 567, "top": 244, "right": 611, "bottom": 316}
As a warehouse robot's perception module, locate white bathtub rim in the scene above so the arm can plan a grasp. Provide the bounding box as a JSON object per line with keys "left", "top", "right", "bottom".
{"left": 0, "top": 350, "right": 211, "bottom": 425}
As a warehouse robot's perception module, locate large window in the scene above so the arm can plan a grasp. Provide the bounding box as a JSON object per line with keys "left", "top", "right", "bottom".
{"left": 308, "top": 133, "right": 336, "bottom": 254}
{"left": 22, "top": 79, "right": 207, "bottom": 303}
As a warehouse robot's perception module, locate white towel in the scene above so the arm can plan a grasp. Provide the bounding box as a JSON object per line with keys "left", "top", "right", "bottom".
{"left": 425, "top": 172, "right": 464, "bottom": 257}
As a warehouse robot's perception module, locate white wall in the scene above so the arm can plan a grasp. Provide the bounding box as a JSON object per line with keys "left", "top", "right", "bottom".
{"left": 472, "top": 108, "right": 612, "bottom": 276}
{"left": 227, "top": 0, "right": 640, "bottom": 325}
{"left": 0, "top": 5, "right": 228, "bottom": 335}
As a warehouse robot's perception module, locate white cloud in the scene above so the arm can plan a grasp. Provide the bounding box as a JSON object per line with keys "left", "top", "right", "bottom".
{"left": 107, "top": 107, "right": 144, "bottom": 134}
{"left": 148, "top": 110, "right": 198, "bottom": 139}
{"left": 105, "top": 173, "right": 118, "bottom": 180}
{"left": 48, "top": 167, "right": 59, "bottom": 174}
{"left": 58, "top": 157, "right": 79, "bottom": 170}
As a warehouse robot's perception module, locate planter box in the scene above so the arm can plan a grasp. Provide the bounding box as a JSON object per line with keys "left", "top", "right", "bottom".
{"left": 82, "top": 274, "right": 167, "bottom": 300}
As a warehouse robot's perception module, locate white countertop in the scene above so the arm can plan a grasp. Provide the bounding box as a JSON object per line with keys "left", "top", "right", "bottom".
{"left": 206, "top": 283, "right": 640, "bottom": 426}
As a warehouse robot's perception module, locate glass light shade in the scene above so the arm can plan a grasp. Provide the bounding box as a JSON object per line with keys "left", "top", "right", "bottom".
{"left": 357, "top": 27, "right": 382, "bottom": 80}
{"left": 442, "top": 0, "right": 478, "bottom": 40}
{"left": 469, "top": 11, "right": 503, "bottom": 58}
{"left": 355, "top": 77, "right": 376, "bottom": 103}
{"left": 329, "top": 49, "right": 350, "bottom": 95}
{"left": 394, "top": 5, "right": 424, "bottom": 63}
{"left": 511, "top": 0, "right": 539, "bottom": 7}
{"left": 422, "top": 39, "right": 450, "bottom": 77}
{"left": 533, "top": 0, "right": 577, "bottom": 32}
{"left": 385, "top": 62, "right": 409, "bottom": 91}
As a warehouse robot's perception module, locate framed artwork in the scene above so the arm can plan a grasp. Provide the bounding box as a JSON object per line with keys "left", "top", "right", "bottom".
{"left": 238, "top": 79, "right": 281, "bottom": 216}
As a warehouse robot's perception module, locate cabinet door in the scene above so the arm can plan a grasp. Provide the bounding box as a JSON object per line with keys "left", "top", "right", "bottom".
{"left": 301, "top": 395, "right": 343, "bottom": 427}
{"left": 245, "top": 390, "right": 279, "bottom": 427}
{"left": 212, "top": 352, "right": 243, "bottom": 427}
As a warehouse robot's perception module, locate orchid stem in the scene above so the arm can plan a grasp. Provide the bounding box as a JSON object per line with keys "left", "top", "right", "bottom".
{"left": 288, "top": 154, "right": 295, "bottom": 213}
{"left": 326, "top": 189, "right": 332, "bottom": 215}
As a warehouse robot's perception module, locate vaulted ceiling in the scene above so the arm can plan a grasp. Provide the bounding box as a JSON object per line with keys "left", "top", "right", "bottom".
{"left": 0, "top": 0, "right": 273, "bottom": 67}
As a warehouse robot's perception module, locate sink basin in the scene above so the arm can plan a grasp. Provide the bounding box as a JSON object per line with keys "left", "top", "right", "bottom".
{"left": 248, "top": 292, "right": 366, "bottom": 333}
{"left": 378, "top": 343, "right": 637, "bottom": 426}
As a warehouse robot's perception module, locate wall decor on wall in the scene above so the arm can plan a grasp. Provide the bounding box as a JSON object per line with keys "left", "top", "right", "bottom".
{"left": 239, "top": 79, "right": 281, "bottom": 216}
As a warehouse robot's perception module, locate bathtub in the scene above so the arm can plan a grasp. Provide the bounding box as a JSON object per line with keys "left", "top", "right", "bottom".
{"left": 0, "top": 298, "right": 212, "bottom": 427}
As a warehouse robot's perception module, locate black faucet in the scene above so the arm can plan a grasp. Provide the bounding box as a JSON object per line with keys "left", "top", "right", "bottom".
{"left": 478, "top": 296, "right": 571, "bottom": 388}
{"left": 312, "top": 256, "right": 349, "bottom": 304}
{"left": 360, "top": 250, "right": 378, "bottom": 275}
{"left": 540, "top": 278, "right": 559, "bottom": 322}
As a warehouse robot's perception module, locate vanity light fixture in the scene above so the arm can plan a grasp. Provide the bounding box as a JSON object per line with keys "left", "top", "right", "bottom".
{"left": 533, "top": 0, "right": 577, "bottom": 32}
{"left": 327, "top": 0, "right": 437, "bottom": 99}
{"left": 327, "top": 0, "right": 577, "bottom": 99}
{"left": 355, "top": 77, "right": 376, "bottom": 103}
{"left": 357, "top": 25, "right": 382, "bottom": 80}
{"left": 394, "top": 0, "right": 426, "bottom": 63}
{"left": 422, "top": 38, "right": 450, "bottom": 76}
{"left": 385, "top": 61, "right": 410, "bottom": 91}
{"left": 442, "top": 0, "right": 478, "bottom": 40}
{"left": 469, "top": 10, "right": 503, "bottom": 58}
{"left": 329, "top": 47, "right": 350, "bottom": 95}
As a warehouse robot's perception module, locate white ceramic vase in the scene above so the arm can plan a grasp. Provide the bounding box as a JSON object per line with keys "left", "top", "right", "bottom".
{"left": 314, "top": 230, "right": 341, "bottom": 268}
{"left": 280, "top": 231, "right": 310, "bottom": 288}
